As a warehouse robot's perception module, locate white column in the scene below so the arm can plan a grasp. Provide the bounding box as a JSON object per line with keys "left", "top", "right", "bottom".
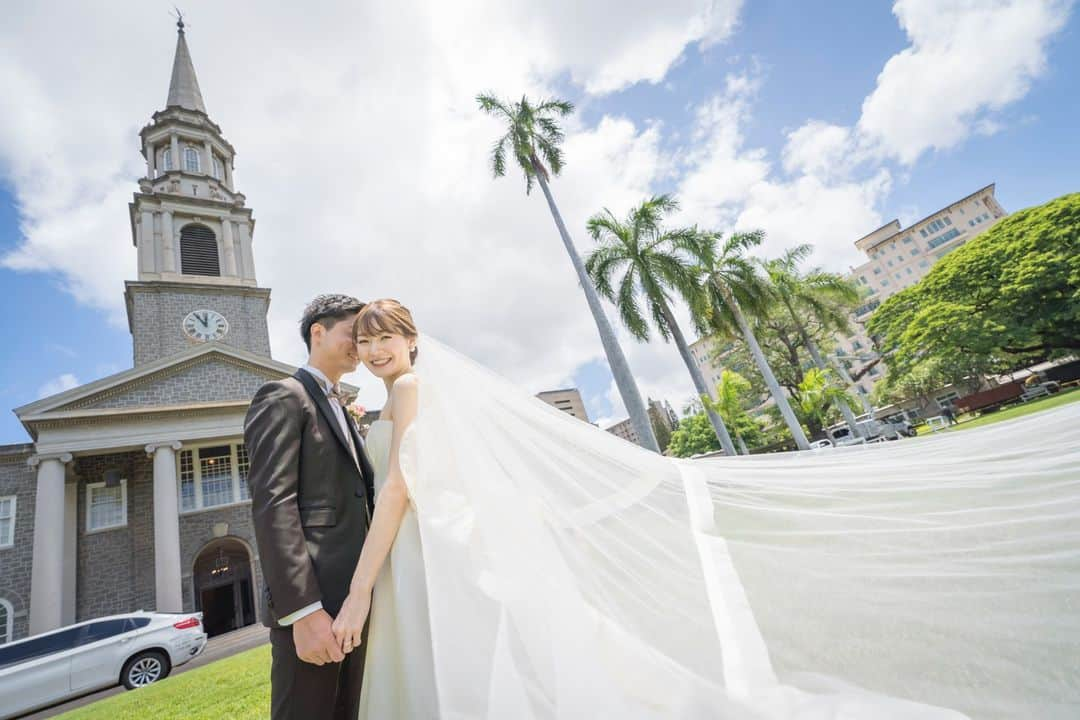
{"left": 139, "top": 210, "right": 156, "bottom": 274}
{"left": 170, "top": 135, "right": 180, "bottom": 171}
{"left": 145, "top": 142, "right": 155, "bottom": 178}
{"left": 147, "top": 441, "right": 184, "bottom": 612}
{"left": 162, "top": 210, "right": 176, "bottom": 273}
{"left": 29, "top": 452, "right": 72, "bottom": 635}
{"left": 62, "top": 481, "right": 77, "bottom": 625}
{"left": 238, "top": 222, "right": 256, "bottom": 282}
{"left": 203, "top": 141, "right": 214, "bottom": 178}
{"left": 221, "top": 217, "right": 238, "bottom": 277}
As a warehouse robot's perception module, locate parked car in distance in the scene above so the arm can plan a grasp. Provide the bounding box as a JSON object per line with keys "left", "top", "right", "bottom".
{"left": 827, "top": 414, "right": 914, "bottom": 445}
{"left": 0, "top": 611, "right": 207, "bottom": 719}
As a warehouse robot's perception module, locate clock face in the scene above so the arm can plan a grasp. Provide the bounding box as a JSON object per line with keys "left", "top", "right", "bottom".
{"left": 183, "top": 309, "right": 229, "bottom": 342}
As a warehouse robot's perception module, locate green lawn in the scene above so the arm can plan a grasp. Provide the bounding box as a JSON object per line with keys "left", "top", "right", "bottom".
{"left": 56, "top": 645, "right": 271, "bottom": 719}
{"left": 916, "top": 386, "right": 1080, "bottom": 435}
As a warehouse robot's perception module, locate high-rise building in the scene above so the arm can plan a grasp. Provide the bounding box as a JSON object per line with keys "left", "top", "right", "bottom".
{"left": 536, "top": 388, "right": 590, "bottom": 423}
{"left": 835, "top": 184, "right": 1008, "bottom": 397}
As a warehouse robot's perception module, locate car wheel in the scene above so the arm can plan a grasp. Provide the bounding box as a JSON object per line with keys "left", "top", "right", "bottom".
{"left": 121, "top": 650, "right": 171, "bottom": 690}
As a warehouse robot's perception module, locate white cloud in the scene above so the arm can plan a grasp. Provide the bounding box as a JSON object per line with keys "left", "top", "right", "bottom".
{"left": 858, "top": 0, "right": 1071, "bottom": 164}
{"left": 0, "top": 1, "right": 730, "bottom": 413}
{"left": 37, "top": 373, "right": 79, "bottom": 399}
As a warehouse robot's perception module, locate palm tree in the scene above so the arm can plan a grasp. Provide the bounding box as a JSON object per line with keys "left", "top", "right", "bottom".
{"left": 476, "top": 93, "right": 658, "bottom": 452}
{"left": 583, "top": 195, "right": 737, "bottom": 456}
{"left": 793, "top": 367, "right": 859, "bottom": 438}
{"left": 707, "top": 369, "right": 755, "bottom": 454}
{"left": 696, "top": 230, "right": 811, "bottom": 450}
{"left": 762, "top": 245, "right": 863, "bottom": 437}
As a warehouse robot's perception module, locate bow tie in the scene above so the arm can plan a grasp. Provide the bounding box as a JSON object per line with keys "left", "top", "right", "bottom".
{"left": 328, "top": 384, "right": 353, "bottom": 406}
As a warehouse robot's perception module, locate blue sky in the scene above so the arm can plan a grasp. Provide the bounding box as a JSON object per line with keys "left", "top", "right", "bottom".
{"left": 1, "top": 1, "right": 1077, "bottom": 443}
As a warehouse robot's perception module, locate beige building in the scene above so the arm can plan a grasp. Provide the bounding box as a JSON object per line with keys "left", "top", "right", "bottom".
{"left": 604, "top": 399, "right": 677, "bottom": 445}
{"left": 536, "top": 388, "right": 590, "bottom": 423}
{"left": 835, "top": 184, "right": 1008, "bottom": 397}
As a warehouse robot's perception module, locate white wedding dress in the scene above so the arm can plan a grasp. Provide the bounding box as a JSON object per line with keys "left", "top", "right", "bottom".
{"left": 357, "top": 420, "right": 439, "bottom": 719}
{"left": 354, "top": 336, "right": 1079, "bottom": 719}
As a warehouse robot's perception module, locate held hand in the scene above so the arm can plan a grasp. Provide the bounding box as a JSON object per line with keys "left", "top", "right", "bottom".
{"left": 292, "top": 609, "right": 345, "bottom": 665}
{"left": 331, "top": 588, "right": 371, "bottom": 654}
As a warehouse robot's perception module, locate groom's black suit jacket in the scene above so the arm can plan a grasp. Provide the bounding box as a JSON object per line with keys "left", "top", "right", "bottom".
{"left": 245, "top": 368, "right": 376, "bottom": 629}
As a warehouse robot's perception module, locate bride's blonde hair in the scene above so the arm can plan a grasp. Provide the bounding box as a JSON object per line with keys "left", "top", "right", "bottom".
{"left": 353, "top": 298, "right": 419, "bottom": 363}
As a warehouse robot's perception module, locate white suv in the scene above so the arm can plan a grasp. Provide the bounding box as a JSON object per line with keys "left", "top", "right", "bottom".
{"left": 0, "top": 611, "right": 207, "bottom": 719}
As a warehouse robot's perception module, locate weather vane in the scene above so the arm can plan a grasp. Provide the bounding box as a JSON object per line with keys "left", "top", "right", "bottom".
{"left": 172, "top": 6, "right": 185, "bottom": 32}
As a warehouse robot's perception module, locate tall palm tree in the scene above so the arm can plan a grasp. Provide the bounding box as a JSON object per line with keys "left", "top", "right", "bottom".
{"left": 696, "top": 230, "right": 811, "bottom": 450}
{"left": 762, "top": 245, "right": 863, "bottom": 437}
{"left": 476, "top": 93, "right": 658, "bottom": 452}
{"left": 583, "top": 195, "right": 737, "bottom": 456}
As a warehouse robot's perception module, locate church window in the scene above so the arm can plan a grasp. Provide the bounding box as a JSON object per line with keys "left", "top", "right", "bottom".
{"left": 177, "top": 443, "right": 252, "bottom": 512}
{"left": 183, "top": 146, "right": 201, "bottom": 172}
{"left": 212, "top": 156, "right": 223, "bottom": 180}
{"left": 87, "top": 479, "right": 127, "bottom": 532}
{"left": 162, "top": 148, "right": 174, "bottom": 171}
{"left": 0, "top": 496, "right": 14, "bottom": 547}
{"left": 0, "top": 598, "right": 11, "bottom": 645}
{"left": 180, "top": 224, "right": 220, "bottom": 276}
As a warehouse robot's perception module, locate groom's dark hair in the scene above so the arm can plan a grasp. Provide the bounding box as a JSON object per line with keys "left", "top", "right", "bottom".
{"left": 300, "top": 294, "right": 365, "bottom": 351}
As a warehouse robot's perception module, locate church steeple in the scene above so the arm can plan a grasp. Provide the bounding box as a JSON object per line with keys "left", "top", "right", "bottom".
{"left": 166, "top": 16, "right": 207, "bottom": 114}
{"left": 124, "top": 18, "right": 270, "bottom": 367}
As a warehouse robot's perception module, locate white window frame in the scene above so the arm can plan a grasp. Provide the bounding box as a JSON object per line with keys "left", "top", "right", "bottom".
{"left": 183, "top": 146, "right": 201, "bottom": 172}
{"left": 86, "top": 479, "right": 128, "bottom": 533}
{"left": 0, "top": 495, "right": 15, "bottom": 548}
{"left": 177, "top": 441, "right": 251, "bottom": 515}
{"left": 212, "top": 156, "right": 223, "bottom": 180}
{"left": 162, "top": 148, "right": 174, "bottom": 171}
{"left": 0, "top": 598, "right": 12, "bottom": 645}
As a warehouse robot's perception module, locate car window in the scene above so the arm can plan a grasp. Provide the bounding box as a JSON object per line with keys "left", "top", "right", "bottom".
{"left": 79, "top": 619, "right": 129, "bottom": 646}
{"left": 123, "top": 617, "right": 151, "bottom": 631}
{"left": 0, "top": 627, "right": 80, "bottom": 668}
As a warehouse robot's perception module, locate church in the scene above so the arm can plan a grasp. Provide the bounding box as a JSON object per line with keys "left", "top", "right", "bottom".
{"left": 0, "top": 21, "right": 314, "bottom": 644}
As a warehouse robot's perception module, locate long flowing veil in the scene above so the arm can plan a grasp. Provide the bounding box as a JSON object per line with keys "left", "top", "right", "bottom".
{"left": 399, "top": 334, "right": 1080, "bottom": 719}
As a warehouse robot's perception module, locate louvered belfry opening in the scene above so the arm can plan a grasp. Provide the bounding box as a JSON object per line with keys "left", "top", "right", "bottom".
{"left": 180, "top": 224, "right": 220, "bottom": 276}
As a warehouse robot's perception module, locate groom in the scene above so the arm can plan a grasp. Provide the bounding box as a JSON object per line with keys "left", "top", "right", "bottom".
{"left": 246, "top": 294, "right": 376, "bottom": 720}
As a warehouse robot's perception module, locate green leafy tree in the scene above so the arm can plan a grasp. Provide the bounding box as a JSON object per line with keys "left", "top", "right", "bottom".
{"left": 584, "top": 195, "right": 736, "bottom": 455}
{"left": 868, "top": 192, "right": 1080, "bottom": 397}
{"left": 791, "top": 367, "right": 857, "bottom": 438}
{"left": 703, "top": 369, "right": 757, "bottom": 454}
{"left": 477, "top": 93, "right": 658, "bottom": 452}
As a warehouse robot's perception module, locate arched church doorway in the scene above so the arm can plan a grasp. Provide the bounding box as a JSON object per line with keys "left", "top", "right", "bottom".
{"left": 192, "top": 537, "right": 256, "bottom": 637}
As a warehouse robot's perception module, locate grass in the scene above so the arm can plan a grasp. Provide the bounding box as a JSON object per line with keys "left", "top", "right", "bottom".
{"left": 915, "top": 386, "right": 1080, "bottom": 435}
{"left": 56, "top": 645, "right": 271, "bottom": 719}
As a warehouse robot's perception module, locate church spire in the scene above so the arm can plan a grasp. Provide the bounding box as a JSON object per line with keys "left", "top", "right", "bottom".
{"left": 166, "top": 14, "right": 207, "bottom": 113}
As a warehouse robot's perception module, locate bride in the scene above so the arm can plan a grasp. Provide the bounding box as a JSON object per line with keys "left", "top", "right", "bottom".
{"left": 331, "top": 299, "right": 1079, "bottom": 719}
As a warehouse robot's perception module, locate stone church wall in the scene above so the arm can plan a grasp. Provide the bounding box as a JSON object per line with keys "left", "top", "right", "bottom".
{"left": 128, "top": 284, "right": 272, "bottom": 366}
{"left": 78, "top": 358, "right": 278, "bottom": 410}
{"left": 74, "top": 451, "right": 155, "bottom": 621}
{"left": 0, "top": 444, "right": 36, "bottom": 642}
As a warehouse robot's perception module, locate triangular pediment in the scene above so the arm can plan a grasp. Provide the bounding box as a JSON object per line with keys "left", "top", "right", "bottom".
{"left": 16, "top": 344, "right": 303, "bottom": 420}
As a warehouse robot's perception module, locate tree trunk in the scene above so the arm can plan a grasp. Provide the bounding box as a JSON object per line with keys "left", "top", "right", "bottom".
{"left": 802, "top": 333, "right": 862, "bottom": 438}
{"left": 737, "top": 434, "right": 749, "bottom": 455}
{"left": 657, "top": 301, "right": 737, "bottom": 456}
{"left": 832, "top": 358, "right": 874, "bottom": 414}
{"left": 720, "top": 286, "right": 811, "bottom": 450}
{"left": 534, "top": 168, "right": 659, "bottom": 452}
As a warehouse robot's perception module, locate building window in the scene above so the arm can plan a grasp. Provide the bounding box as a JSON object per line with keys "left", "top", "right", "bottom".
{"left": 87, "top": 480, "right": 127, "bottom": 532}
{"left": 179, "top": 224, "right": 220, "bottom": 276}
{"left": 0, "top": 598, "right": 11, "bottom": 645}
{"left": 212, "top": 156, "right": 223, "bottom": 180}
{"left": 869, "top": 366, "right": 880, "bottom": 377}
{"left": 910, "top": 247, "right": 920, "bottom": 254}
{"left": 0, "top": 496, "right": 14, "bottom": 547}
{"left": 906, "top": 267, "right": 913, "bottom": 275}
{"left": 881, "top": 279, "right": 890, "bottom": 286}
{"left": 920, "top": 229, "right": 927, "bottom": 238}
{"left": 162, "top": 148, "right": 174, "bottom": 171}
{"left": 920, "top": 260, "right": 929, "bottom": 268}
{"left": 177, "top": 443, "right": 251, "bottom": 512}
{"left": 897, "top": 253, "right": 904, "bottom": 260}
{"left": 183, "top": 146, "right": 201, "bottom": 172}
{"left": 927, "top": 228, "right": 961, "bottom": 249}
{"left": 887, "top": 260, "right": 894, "bottom": 267}
{"left": 943, "top": 216, "right": 951, "bottom": 225}
{"left": 873, "top": 268, "right": 882, "bottom": 275}
{"left": 894, "top": 273, "right": 901, "bottom": 279}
